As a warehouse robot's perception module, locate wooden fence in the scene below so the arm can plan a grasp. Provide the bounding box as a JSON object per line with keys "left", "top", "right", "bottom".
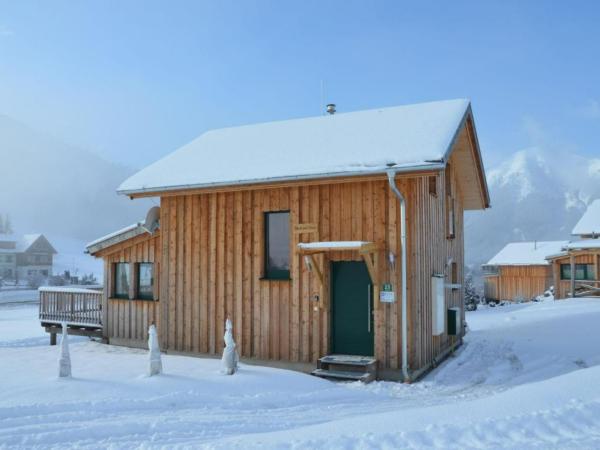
{"left": 39, "top": 287, "right": 103, "bottom": 328}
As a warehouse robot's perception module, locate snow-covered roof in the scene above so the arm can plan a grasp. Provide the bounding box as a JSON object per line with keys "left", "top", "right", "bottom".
{"left": 563, "top": 240, "right": 600, "bottom": 251}
{"left": 486, "top": 241, "right": 569, "bottom": 266}
{"left": 0, "top": 234, "right": 56, "bottom": 254}
{"left": 16, "top": 234, "right": 41, "bottom": 252}
{"left": 86, "top": 221, "right": 153, "bottom": 255}
{"left": 118, "top": 99, "right": 472, "bottom": 196}
{"left": 572, "top": 199, "right": 600, "bottom": 237}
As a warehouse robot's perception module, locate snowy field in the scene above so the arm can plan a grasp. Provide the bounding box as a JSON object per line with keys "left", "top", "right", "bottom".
{"left": 0, "top": 289, "right": 39, "bottom": 305}
{"left": 2, "top": 300, "right": 600, "bottom": 449}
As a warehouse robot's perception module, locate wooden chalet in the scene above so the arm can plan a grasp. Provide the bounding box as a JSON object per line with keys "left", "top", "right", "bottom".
{"left": 84, "top": 99, "right": 490, "bottom": 382}
{"left": 482, "top": 241, "right": 567, "bottom": 302}
{"left": 547, "top": 200, "right": 600, "bottom": 299}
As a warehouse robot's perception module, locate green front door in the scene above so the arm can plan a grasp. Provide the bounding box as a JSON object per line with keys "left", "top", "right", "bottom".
{"left": 331, "top": 261, "right": 374, "bottom": 356}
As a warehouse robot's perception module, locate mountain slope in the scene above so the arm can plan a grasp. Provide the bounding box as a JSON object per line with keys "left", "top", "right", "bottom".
{"left": 466, "top": 147, "right": 600, "bottom": 274}
{"left": 0, "top": 114, "right": 150, "bottom": 243}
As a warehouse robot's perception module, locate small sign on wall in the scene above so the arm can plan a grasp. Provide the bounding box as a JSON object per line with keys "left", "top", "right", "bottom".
{"left": 380, "top": 283, "right": 395, "bottom": 303}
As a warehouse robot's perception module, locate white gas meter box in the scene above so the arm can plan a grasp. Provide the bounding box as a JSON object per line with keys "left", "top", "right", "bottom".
{"left": 431, "top": 275, "right": 445, "bottom": 336}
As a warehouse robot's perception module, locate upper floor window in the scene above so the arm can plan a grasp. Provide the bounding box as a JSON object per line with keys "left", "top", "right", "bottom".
{"left": 429, "top": 176, "right": 437, "bottom": 196}
{"left": 264, "top": 211, "right": 290, "bottom": 279}
{"left": 137, "top": 263, "right": 154, "bottom": 300}
{"left": 446, "top": 165, "right": 455, "bottom": 239}
{"left": 114, "top": 263, "right": 130, "bottom": 299}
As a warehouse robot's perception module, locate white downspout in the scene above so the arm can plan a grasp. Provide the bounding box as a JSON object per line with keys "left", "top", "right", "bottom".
{"left": 386, "top": 170, "right": 409, "bottom": 382}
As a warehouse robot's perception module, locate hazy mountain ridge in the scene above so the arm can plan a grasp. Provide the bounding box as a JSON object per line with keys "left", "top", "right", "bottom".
{"left": 466, "top": 147, "right": 600, "bottom": 273}
{"left": 0, "top": 114, "right": 151, "bottom": 243}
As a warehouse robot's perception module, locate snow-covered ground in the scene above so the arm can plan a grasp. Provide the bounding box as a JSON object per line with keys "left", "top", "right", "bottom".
{"left": 2, "top": 299, "right": 600, "bottom": 449}
{"left": 0, "top": 289, "right": 39, "bottom": 305}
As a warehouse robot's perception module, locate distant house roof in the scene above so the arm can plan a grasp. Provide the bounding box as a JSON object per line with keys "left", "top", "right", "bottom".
{"left": 118, "top": 99, "right": 489, "bottom": 208}
{"left": 16, "top": 234, "right": 57, "bottom": 254}
{"left": 572, "top": 199, "right": 600, "bottom": 237}
{"left": 486, "top": 241, "right": 569, "bottom": 266}
{"left": 86, "top": 222, "right": 152, "bottom": 255}
{"left": 0, "top": 233, "right": 56, "bottom": 254}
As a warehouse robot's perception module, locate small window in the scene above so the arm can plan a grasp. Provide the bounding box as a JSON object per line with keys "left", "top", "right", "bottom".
{"left": 137, "top": 263, "right": 154, "bottom": 300}
{"left": 429, "top": 176, "right": 437, "bottom": 196}
{"left": 114, "top": 263, "right": 130, "bottom": 299}
{"left": 264, "top": 211, "right": 290, "bottom": 279}
{"left": 445, "top": 166, "right": 455, "bottom": 239}
{"left": 451, "top": 262, "right": 458, "bottom": 284}
{"left": 561, "top": 263, "right": 595, "bottom": 280}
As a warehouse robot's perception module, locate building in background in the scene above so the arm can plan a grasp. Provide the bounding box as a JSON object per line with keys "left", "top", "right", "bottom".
{"left": 482, "top": 241, "right": 567, "bottom": 302}
{"left": 547, "top": 200, "right": 600, "bottom": 299}
{"left": 0, "top": 233, "right": 57, "bottom": 282}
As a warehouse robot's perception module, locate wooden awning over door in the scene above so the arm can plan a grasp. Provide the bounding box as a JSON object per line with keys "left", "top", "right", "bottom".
{"left": 297, "top": 241, "right": 383, "bottom": 287}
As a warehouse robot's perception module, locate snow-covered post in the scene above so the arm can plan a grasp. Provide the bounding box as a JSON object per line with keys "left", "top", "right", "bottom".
{"left": 221, "top": 318, "right": 239, "bottom": 375}
{"left": 58, "top": 322, "right": 71, "bottom": 378}
{"left": 148, "top": 324, "right": 162, "bottom": 376}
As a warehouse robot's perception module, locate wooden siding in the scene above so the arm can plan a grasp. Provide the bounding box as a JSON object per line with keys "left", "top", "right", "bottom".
{"left": 550, "top": 253, "right": 600, "bottom": 299}
{"left": 100, "top": 233, "right": 161, "bottom": 347}
{"left": 483, "top": 265, "right": 552, "bottom": 302}
{"left": 152, "top": 156, "right": 464, "bottom": 373}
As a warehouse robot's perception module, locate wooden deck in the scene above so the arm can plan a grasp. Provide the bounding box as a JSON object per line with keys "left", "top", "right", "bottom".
{"left": 39, "top": 287, "right": 103, "bottom": 344}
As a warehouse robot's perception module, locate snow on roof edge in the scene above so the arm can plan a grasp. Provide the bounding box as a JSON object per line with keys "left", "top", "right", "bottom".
{"left": 118, "top": 162, "right": 446, "bottom": 196}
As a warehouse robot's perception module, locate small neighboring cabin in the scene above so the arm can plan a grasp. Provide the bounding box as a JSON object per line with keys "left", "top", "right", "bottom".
{"left": 85, "top": 99, "right": 490, "bottom": 381}
{"left": 547, "top": 200, "right": 600, "bottom": 299}
{"left": 482, "top": 241, "right": 567, "bottom": 302}
{"left": 0, "top": 233, "right": 56, "bottom": 282}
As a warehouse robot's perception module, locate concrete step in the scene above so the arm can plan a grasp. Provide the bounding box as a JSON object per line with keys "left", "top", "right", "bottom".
{"left": 318, "top": 354, "right": 377, "bottom": 367}
{"left": 311, "top": 368, "right": 374, "bottom": 383}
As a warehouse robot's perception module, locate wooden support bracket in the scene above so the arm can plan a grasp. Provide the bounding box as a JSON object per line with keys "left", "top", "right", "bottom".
{"left": 362, "top": 252, "right": 380, "bottom": 287}
{"left": 304, "top": 254, "right": 324, "bottom": 286}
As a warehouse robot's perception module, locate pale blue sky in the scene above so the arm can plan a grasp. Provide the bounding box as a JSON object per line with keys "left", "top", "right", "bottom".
{"left": 0, "top": 0, "right": 599, "bottom": 169}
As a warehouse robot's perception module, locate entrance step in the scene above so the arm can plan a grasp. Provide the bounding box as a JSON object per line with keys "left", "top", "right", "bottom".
{"left": 312, "top": 354, "right": 377, "bottom": 383}
{"left": 311, "top": 368, "right": 373, "bottom": 382}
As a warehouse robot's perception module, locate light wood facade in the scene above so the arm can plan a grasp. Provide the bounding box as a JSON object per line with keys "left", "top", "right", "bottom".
{"left": 483, "top": 265, "right": 552, "bottom": 302}
{"left": 88, "top": 111, "right": 489, "bottom": 381}
{"left": 90, "top": 154, "right": 479, "bottom": 379}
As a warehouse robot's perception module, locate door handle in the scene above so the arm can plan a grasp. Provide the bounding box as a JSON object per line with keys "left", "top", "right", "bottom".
{"left": 367, "top": 284, "right": 371, "bottom": 333}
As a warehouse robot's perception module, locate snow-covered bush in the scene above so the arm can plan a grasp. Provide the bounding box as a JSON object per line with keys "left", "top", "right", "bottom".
{"left": 58, "top": 322, "right": 71, "bottom": 378}
{"left": 221, "top": 318, "right": 239, "bottom": 375}
{"left": 464, "top": 275, "right": 481, "bottom": 311}
{"left": 148, "top": 324, "right": 162, "bottom": 376}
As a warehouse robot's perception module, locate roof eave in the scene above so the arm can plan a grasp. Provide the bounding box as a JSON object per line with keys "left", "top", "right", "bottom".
{"left": 86, "top": 225, "right": 150, "bottom": 256}
{"left": 117, "top": 163, "right": 446, "bottom": 198}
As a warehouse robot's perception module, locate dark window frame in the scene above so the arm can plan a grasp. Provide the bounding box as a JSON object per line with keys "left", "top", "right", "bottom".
{"left": 113, "top": 262, "right": 131, "bottom": 299}
{"left": 428, "top": 175, "right": 437, "bottom": 197}
{"left": 263, "top": 210, "right": 291, "bottom": 280}
{"left": 136, "top": 262, "right": 155, "bottom": 300}
{"left": 560, "top": 263, "right": 595, "bottom": 281}
{"left": 445, "top": 165, "right": 456, "bottom": 240}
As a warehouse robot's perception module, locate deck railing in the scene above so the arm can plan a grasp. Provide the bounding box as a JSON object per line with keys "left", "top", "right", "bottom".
{"left": 573, "top": 280, "right": 600, "bottom": 297}
{"left": 39, "top": 287, "right": 103, "bottom": 328}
